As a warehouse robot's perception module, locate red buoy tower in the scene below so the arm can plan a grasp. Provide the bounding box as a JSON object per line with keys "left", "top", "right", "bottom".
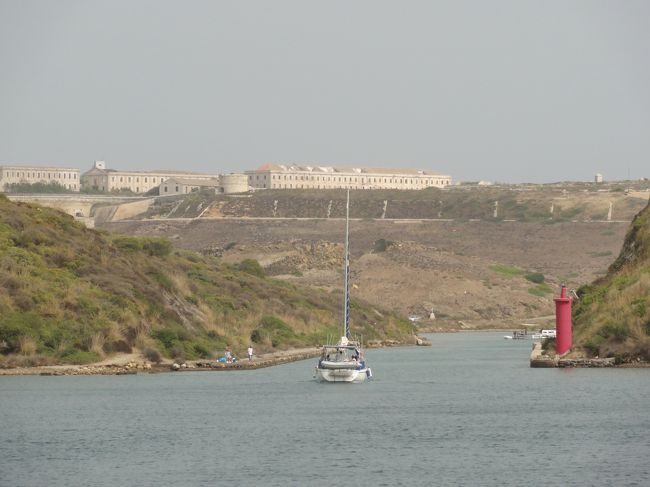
{"left": 554, "top": 285, "right": 573, "bottom": 355}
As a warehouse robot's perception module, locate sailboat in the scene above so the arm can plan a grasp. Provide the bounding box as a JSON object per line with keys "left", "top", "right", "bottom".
{"left": 314, "top": 190, "right": 372, "bottom": 383}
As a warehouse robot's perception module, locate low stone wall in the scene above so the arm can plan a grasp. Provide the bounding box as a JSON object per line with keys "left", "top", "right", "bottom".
{"left": 0, "top": 362, "right": 153, "bottom": 376}
{"left": 558, "top": 358, "right": 615, "bottom": 368}
{"left": 530, "top": 341, "right": 616, "bottom": 368}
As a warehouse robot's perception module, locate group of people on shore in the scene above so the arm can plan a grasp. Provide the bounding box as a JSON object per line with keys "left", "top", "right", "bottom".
{"left": 220, "top": 346, "right": 254, "bottom": 363}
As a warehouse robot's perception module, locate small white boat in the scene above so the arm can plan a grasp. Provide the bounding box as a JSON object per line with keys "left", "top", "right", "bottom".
{"left": 314, "top": 191, "right": 371, "bottom": 383}
{"left": 506, "top": 331, "right": 550, "bottom": 340}
{"left": 503, "top": 330, "right": 530, "bottom": 340}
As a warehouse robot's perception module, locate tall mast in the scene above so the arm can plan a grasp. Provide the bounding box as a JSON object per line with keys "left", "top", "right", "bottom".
{"left": 343, "top": 189, "right": 350, "bottom": 338}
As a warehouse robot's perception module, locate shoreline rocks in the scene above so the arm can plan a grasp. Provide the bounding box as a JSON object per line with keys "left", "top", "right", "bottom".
{"left": 1, "top": 337, "right": 427, "bottom": 376}
{"left": 1, "top": 361, "right": 155, "bottom": 377}
{"left": 530, "top": 341, "right": 645, "bottom": 368}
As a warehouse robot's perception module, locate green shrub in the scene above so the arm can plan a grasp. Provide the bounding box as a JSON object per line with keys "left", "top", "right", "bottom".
{"left": 170, "top": 343, "right": 186, "bottom": 361}
{"left": 599, "top": 323, "right": 629, "bottom": 342}
{"left": 525, "top": 272, "right": 545, "bottom": 284}
{"left": 373, "top": 239, "right": 393, "bottom": 252}
{"left": 572, "top": 286, "right": 589, "bottom": 316}
{"left": 632, "top": 297, "right": 647, "bottom": 318}
{"left": 490, "top": 264, "right": 524, "bottom": 277}
{"left": 528, "top": 284, "right": 552, "bottom": 297}
{"left": 541, "top": 337, "right": 555, "bottom": 352}
{"left": 143, "top": 347, "right": 162, "bottom": 363}
{"left": 187, "top": 270, "right": 214, "bottom": 284}
{"left": 584, "top": 335, "right": 604, "bottom": 355}
{"left": 237, "top": 259, "right": 265, "bottom": 278}
{"left": 62, "top": 350, "right": 100, "bottom": 364}
{"left": 149, "top": 270, "right": 173, "bottom": 290}
{"left": 612, "top": 274, "right": 637, "bottom": 291}
{"left": 11, "top": 227, "right": 55, "bottom": 247}
{"left": 0, "top": 319, "right": 25, "bottom": 353}
{"left": 141, "top": 237, "right": 172, "bottom": 257}
{"left": 251, "top": 315, "right": 296, "bottom": 347}
{"left": 112, "top": 236, "right": 142, "bottom": 252}
{"left": 191, "top": 339, "right": 213, "bottom": 358}
{"left": 151, "top": 325, "right": 190, "bottom": 352}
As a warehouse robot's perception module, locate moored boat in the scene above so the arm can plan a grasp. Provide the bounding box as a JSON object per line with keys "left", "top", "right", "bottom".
{"left": 503, "top": 330, "right": 530, "bottom": 340}
{"left": 314, "top": 336, "right": 371, "bottom": 383}
{"left": 314, "top": 191, "right": 371, "bottom": 383}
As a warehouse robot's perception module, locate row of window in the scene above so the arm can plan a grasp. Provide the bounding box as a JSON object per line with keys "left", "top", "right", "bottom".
{"left": 2, "top": 171, "right": 77, "bottom": 179}
{"left": 269, "top": 183, "right": 444, "bottom": 189}
{"left": 110, "top": 176, "right": 165, "bottom": 184}
{"left": 250, "top": 173, "right": 449, "bottom": 186}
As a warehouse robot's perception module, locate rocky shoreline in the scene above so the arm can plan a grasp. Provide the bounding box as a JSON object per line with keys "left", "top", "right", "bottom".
{"left": 529, "top": 342, "right": 650, "bottom": 368}
{"left": 0, "top": 337, "right": 430, "bottom": 376}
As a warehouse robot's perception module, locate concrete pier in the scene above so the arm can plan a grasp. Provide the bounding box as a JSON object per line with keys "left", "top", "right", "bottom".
{"left": 529, "top": 342, "right": 557, "bottom": 368}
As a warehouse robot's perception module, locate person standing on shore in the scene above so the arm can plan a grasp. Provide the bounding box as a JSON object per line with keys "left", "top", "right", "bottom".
{"left": 247, "top": 345, "right": 253, "bottom": 361}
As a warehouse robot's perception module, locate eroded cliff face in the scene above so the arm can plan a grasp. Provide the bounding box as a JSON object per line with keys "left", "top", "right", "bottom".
{"left": 608, "top": 200, "right": 650, "bottom": 273}
{"left": 573, "top": 199, "right": 650, "bottom": 361}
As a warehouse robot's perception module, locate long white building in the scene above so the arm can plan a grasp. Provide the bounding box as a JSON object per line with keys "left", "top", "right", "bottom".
{"left": 81, "top": 161, "right": 220, "bottom": 194}
{"left": 245, "top": 164, "right": 451, "bottom": 190}
{"left": 0, "top": 164, "right": 80, "bottom": 192}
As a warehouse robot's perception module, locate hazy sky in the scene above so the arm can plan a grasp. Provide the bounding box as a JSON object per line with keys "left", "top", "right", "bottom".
{"left": 1, "top": 1, "right": 648, "bottom": 183}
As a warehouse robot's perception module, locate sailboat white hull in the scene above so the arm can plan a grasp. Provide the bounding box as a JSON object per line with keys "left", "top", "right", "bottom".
{"left": 313, "top": 191, "right": 373, "bottom": 384}
{"left": 314, "top": 366, "right": 370, "bottom": 383}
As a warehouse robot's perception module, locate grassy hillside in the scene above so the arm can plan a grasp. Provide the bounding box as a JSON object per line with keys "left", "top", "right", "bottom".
{"left": 0, "top": 195, "right": 414, "bottom": 366}
{"left": 573, "top": 199, "right": 650, "bottom": 360}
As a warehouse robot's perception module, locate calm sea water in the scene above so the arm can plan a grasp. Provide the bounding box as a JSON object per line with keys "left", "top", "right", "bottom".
{"left": 1, "top": 332, "right": 649, "bottom": 486}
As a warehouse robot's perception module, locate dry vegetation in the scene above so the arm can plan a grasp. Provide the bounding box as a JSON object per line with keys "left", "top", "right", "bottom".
{"left": 573, "top": 200, "right": 650, "bottom": 361}
{"left": 142, "top": 182, "right": 650, "bottom": 222}
{"left": 102, "top": 183, "right": 649, "bottom": 335}
{"left": 0, "top": 195, "right": 414, "bottom": 367}
{"left": 108, "top": 216, "right": 631, "bottom": 330}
